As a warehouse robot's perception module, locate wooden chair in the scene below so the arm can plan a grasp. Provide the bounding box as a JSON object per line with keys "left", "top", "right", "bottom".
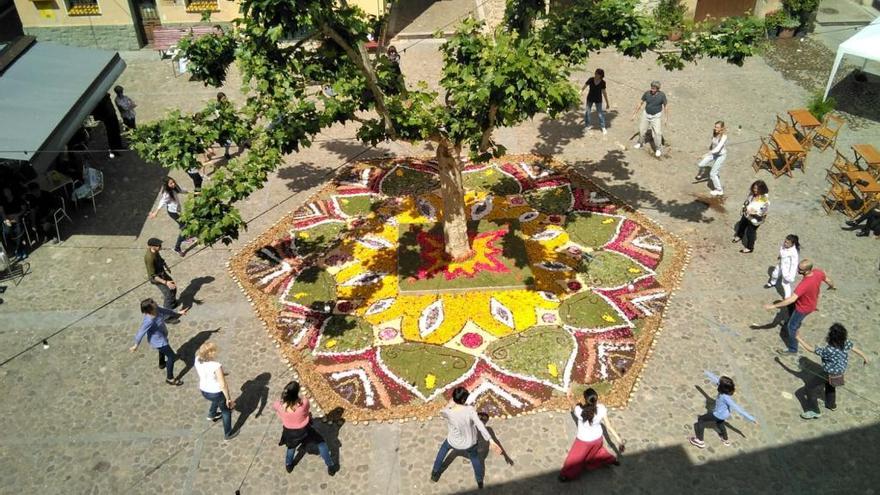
{"left": 813, "top": 114, "right": 844, "bottom": 152}
{"left": 753, "top": 137, "right": 780, "bottom": 174}
{"left": 774, "top": 115, "right": 793, "bottom": 134}
{"left": 821, "top": 175, "right": 858, "bottom": 216}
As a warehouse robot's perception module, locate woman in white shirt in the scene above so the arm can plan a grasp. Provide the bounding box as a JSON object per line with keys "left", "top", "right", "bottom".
{"left": 194, "top": 342, "right": 237, "bottom": 440}
{"left": 694, "top": 121, "right": 729, "bottom": 196}
{"left": 558, "top": 388, "right": 624, "bottom": 482}
{"left": 148, "top": 177, "right": 188, "bottom": 255}
{"left": 766, "top": 234, "right": 800, "bottom": 297}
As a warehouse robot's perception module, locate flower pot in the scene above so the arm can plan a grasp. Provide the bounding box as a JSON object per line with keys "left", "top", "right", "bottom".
{"left": 778, "top": 28, "right": 796, "bottom": 38}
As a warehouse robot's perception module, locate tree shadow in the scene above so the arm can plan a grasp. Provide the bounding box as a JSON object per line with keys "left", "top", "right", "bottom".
{"left": 694, "top": 385, "right": 745, "bottom": 439}
{"left": 276, "top": 161, "right": 339, "bottom": 195}
{"left": 319, "top": 139, "right": 391, "bottom": 163}
{"left": 576, "top": 151, "right": 716, "bottom": 224}
{"left": 178, "top": 275, "right": 215, "bottom": 309}
{"left": 173, "top": 328, "right": 220, "bottom": 381}
{"left": 532, "top": 111, "right": 588, "bottom": 156}
{"left": 231, "top": 372, "right": 271, "bottom": 435}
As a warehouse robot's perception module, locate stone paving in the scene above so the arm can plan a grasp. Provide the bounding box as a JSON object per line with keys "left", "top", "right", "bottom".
{"left": 2, "top": 13, "right": 880, "bottom": 495}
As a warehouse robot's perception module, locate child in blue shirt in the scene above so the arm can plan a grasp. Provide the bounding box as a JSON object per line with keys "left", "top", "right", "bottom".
{"left": 689, "top": 372, "right": 759, "bottom": 448}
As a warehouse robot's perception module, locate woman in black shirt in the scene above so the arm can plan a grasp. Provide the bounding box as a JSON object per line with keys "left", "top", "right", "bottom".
{"left": 582, "top": 69, "right": 610, "bottom": 134}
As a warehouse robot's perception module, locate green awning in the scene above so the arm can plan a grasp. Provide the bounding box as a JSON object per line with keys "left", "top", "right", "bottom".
{"left": 0, "top": 39, "right": 126, "bottom": 171}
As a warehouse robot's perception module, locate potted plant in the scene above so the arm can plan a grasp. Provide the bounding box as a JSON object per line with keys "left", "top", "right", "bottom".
{"left": 763, "top": 10, "right": 784, "bottom": 38}
{"left": 777, "top": 12, "right": 801, "bottom": 38}
{"left": 654, "top": 0, "right": 688, "bottom": 41}
{"left": 782, "top": 0, "right": 820, "bottom": 34}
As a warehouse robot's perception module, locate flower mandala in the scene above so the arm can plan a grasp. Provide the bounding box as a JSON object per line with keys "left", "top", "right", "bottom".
{"left": 234, "top": 155, "right": 686, "bottom": 420}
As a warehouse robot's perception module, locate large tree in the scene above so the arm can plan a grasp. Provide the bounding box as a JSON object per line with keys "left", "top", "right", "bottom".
{"left": 131, "top": 0, "right": 763, "bottom": 259}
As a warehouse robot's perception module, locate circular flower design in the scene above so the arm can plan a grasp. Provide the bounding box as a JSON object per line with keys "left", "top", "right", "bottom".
{"left": 238, "top": 157, "right": 680, "bottom": 420}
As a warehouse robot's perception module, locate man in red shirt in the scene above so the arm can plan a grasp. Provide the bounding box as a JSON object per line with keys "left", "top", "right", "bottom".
{"left": 764, "top": 260, "right": 835, "bottom": 354}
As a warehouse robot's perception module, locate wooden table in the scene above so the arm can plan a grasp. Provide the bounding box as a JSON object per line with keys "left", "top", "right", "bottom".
{"left": 788, "top": 109, "right": 821, "bottom": 148}
{"left": 844, "top": 170, "right": 880, "bottom": 215}
{"left": 852, "top": 144, "right": 880, "bottom": 176}
{"left": 771, "top": 131, "right": 806, "bottom": 177}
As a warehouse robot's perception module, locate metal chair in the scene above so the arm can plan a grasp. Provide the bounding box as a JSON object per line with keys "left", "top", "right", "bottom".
{"left": 53, "top": 196, "right": 73, "bottom": 242}
{"left": 72, "top": 167, "right": 104, "bottom": 213}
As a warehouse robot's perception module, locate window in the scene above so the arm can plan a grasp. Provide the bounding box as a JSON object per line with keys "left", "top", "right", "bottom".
{"left": 66, "top": 0, "right": 100, "bottom": 15}
{"left": 185, "top": 0, "right": 218, "bottom": 13}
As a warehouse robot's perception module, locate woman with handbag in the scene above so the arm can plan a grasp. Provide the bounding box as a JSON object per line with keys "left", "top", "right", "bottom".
{"left": 732, "top": 180, "right": 769, "bottom": 253}
{"left": 795, "top": 324, "right": 869, "bottom": 419}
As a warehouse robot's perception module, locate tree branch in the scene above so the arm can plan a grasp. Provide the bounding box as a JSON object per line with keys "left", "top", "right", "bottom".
{"left": 321, "top": 23, "right": 398, "bottom": 140}
{"left": 289, "top": 29, "right": 321, "bottom": 52}
{"left": 478, "top": 104, "right": 498, "bottom": 153}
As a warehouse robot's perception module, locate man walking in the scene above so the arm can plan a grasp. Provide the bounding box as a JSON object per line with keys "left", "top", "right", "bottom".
{"left": 130, "top": 298, "right": 187, "bottom": 386}
{"left": 763, "top": 259, "right": 835, "bottom": 355}
{"left": 631, "top": 80, "right": 668, "bottom": 157}
{"left": 145, "top": 237, "right": 178, "bottom": 309}
{"left": 114, "top": 85, "right": 137, "bottom": 130}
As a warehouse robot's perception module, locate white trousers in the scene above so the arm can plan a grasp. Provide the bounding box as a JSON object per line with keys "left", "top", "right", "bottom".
{"left": 769, "top": 265, "right": 795, "bottom": 298}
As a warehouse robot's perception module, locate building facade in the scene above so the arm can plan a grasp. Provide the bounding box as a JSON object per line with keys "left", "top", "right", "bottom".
{"left": 13, "top": 0, "right": 386, "bottom": 50}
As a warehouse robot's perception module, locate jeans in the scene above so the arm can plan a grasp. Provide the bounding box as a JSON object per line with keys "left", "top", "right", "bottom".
{"left": 638, "top": 111, "right": 663, "bottom": 150}
{"left": 152, "top": 280, "right": 177, "bottom": 309}
{"left": 697, "top": 153, "right": 726, "bottom": 191}
{"left": 786, "top": 310, "right": 808, "bottom": 352}
{"left": 157, "top": 345, "right": 176, "bottom": 380}
{"left": 167, "top": 211, "right": 186, "bottom": 252}
{"left": 285, "top": 439, "right": 333, "bottom": 468}
{"left": 694, "top": 412, "right": 728, "bottom": 441}
{"left": 202, "top": 390, "right": 233, "bottom": 436}
{"left": 431, "top": 439, "right": 484, "bottom": 483}
{"left": 585, "top": 101, "right": 605, "bottom": 129}
{"left": 734, "top": 216, "right": 759, "bottom": 251}
{"left": 797, "top": 372, "right": 837, "bottom": 412}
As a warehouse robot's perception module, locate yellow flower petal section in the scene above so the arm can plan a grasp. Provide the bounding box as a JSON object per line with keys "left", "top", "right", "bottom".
{"left": 548, "top": 363, "right": 559, "bottom": 377}
{"left": 425, "top": 374, "right": 437, "bottom": 389}
{"left": 602, "top": 313, "right": 617, "bottom": 323}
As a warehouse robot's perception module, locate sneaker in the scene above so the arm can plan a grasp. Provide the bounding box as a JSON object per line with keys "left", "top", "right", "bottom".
{"left": 654, "top": 149, "right": 662, "bottom": 157}
{"left": 688, "top": 437, "right": 706, "bottom": 449}
{"left": 207, "top": 413, "right": 222, "bottom": 421}
{"left": 722, "top": 440, "right": 731, "bottom": 447}
{"left": 224, "top": 430, "right": 239, "bottom": 441}
{"left": 328, "top": 463, "right": 340, "bottom": 476}
{"left": 477, "top": 481, "right": 484, "bottom": 490}
{"left": 174, "top": 248, "right": 185, "bottom": 257}
{"left": 845, "top": 220, "right": 857, "bottom": 227}
{"left": 710, "top": 189, "right": 724, "bottom": 196}
{"left": 430, "top": 472, "right": 440, "bottom": 483}
{"left": 601, "top": 128, "right": 607, "bottom": 135}
{"left": 800, "top": 411, "right": 822, "bottom": 420}
{"left": 764, "top": 282, "right": 774, "bottom": 289}
{"left": 285, "top": 463, "right": 294, "bottom": 473}
{"left": 633, "top": 143, "right": 642, "bottom": 149}
{"left": 109, "top": 152, "right": 116, "bottom": 159}
{"left": 776, "top": 349, "right": 798, "bottom": 356}
{"left": 826, "top": 406, "right": 837, "bottom": 411}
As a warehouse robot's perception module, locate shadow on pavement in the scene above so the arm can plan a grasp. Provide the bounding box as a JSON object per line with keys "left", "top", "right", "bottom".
{"left": 231, "top": 372, "right": 271, "bottom": 434}
{"left": 178, "top": 275, "right": 215, "bottom": 309}
{"left": 452, "top": 422, "right": 880, "bottom": 493}
{"left": 574, "top": 151, "right": 716, "bottom": 224}
{"left": 174, "top": 328, "right": 220, "bottom": 380}
{"left": 828, "top": 70, "right": 880, "bottom": 124}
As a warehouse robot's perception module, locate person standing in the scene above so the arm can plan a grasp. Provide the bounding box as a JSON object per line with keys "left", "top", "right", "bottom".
{"left": 765, "top": 234, "right": 800, "bottom": 297}
{"left": 631, "top": 80, "right": 668, "bottom": 157}
{"left": 129, "top": 298, "right": 186, "bottom": 386}
{"left": 273, "top": 381, "right": 338, "bottom": 475}
{"left": 113, "top": 86, "right": 137, "bottom": 130}
{"left": 795, "top": 324, "right": 869, "bottom": 419}
{"left": 732, "top": 180, "right": 769, "bottom": 254}
{"left": 145, "top": 237, "right": 178, "bottom": 309}
{"left": 689, "top": 372, "right": 758, "bottom": 448}
{"left": 694, "top": 121, "right": 728, "bottom": 195}
{"left": 558, "top": 387, "right": 624, "bottom": 482}
{"left": 764, "top": 259, "right": 836, "bottom": 355}
{"left": 195, "top": 342, "right": 238, "bottom": 439}
{"left": 582, "top": 69, "right": 610, "bottom": 135}
{"left": 148, "top": 177, "right": 189, "bottom": 256}
{"left": 431, "top": 387, "right": 504, "bottom": 490}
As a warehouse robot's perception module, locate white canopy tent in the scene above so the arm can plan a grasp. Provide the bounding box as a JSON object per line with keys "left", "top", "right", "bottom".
{"left": 823, "top": 16, "right": 880, "bottom": 100}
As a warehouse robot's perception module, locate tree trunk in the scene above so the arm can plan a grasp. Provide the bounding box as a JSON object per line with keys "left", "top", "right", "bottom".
{"left": 436, "top": 141, "right": 472, "bottom": 261}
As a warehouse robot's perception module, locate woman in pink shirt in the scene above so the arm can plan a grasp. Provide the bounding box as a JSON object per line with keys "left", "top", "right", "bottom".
{"left": 273, "top": 380, "right": 338, "bottom": 475}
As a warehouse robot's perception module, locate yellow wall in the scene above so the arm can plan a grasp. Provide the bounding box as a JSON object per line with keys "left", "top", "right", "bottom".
{"left": 350, "top": 0, "right": 386, "bottom": 17}
{"left": 158, "top": 0, "right": 239, "bottom": 24}
{"left": 15, "top": 0, "right": 133, "bottom": 27}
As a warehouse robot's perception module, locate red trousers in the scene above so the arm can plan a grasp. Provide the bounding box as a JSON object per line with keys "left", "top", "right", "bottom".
{"left": 560, "top": 437, "right": 617, "bottom": 479}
